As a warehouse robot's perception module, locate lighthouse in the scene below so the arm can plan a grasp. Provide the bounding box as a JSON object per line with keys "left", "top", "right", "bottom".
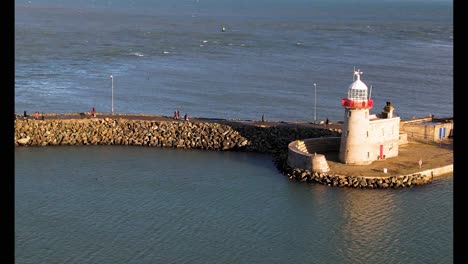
{"left": 339, "top": 69, "right": 401, "bottom": 165}
{"left": 339, "top": 69, "right": 374, "bottom": 165}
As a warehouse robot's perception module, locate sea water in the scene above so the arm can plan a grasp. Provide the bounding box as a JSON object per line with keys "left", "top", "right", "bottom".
{"left": 15, "top": 1, "right": 453, "bottom": 263}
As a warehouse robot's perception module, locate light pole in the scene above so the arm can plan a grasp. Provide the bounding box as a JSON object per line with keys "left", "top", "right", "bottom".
{"left": 314, "top": 83, "right": 317, "bottom": 123}
{"left": 110, "top": 75, "right": 114, "bottom": 114}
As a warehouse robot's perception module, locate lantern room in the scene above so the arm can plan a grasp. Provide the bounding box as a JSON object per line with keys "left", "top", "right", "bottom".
{"left": 341, "top": 69, "right": 373, "bottom": 109}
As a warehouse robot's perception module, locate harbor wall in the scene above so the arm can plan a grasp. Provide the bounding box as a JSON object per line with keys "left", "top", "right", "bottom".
{"left": 14, "top": 118, "right": 450, "bottom": 189}
{"left": 284, "top": 136, "right": 440, "bottom": 188}
{"left": 14, "top": 118, "right": 338, "bottom": 153}
{"left": 283, "top": 168, "right": 435, "bottom": 188}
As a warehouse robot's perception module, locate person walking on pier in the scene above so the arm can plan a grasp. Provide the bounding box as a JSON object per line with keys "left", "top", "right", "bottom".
{"left": 174, "top": 109, "right": 181, "bottom": 120}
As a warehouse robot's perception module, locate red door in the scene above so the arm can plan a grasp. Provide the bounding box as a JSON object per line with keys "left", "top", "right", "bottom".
{"left": 379, "top": 145, "right": 383, "bottom": 159}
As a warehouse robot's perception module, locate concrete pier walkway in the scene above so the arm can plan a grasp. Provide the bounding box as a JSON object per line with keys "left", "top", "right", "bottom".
{"left": 323, "top": 141, "right": 453, "bottom": 178}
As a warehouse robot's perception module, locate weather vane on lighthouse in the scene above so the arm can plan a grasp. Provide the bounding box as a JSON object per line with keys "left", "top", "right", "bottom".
{"left": 353, "top": 69, "right": 363, "bottom": 80}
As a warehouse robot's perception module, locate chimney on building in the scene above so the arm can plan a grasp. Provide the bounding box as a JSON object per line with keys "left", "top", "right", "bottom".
{"left": 381, "top": 101, "right": 394, "bottom": 118}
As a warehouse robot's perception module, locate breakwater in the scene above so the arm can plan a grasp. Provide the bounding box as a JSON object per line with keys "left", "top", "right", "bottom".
{"left": 14, "top": 118, "right": 338, "bottom": 152}
{"left": 282, "top": 168, "right": 435, "bottom": 188}
{"left": 14, "top": 117, "right": 445, "bottom": 188}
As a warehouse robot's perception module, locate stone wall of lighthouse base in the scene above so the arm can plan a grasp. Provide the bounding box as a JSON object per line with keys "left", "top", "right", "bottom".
{"left": 285, "top": 136, "right": 452, "bottom": 188}
{"left": 282, "top": 167, "right": 439, "bottom": 188}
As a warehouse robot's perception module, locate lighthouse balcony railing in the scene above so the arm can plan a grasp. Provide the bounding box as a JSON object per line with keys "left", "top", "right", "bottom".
{"left": 341, "top": 98, "right": 374, "bottom": 108}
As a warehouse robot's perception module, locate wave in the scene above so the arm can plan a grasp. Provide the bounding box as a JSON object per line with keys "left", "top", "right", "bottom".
{"left": 129, "top": 52, "right": 145, "bottom": 57}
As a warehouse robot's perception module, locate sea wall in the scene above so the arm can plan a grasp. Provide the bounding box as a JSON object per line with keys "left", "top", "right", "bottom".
{"left": 287, "top": 137, "right": 340, "bottom": 171}
{"left": 14, "top": 118, "right": 445, "bottom": 189}
{"left": 15, "top": 119, "right": 250, "bottom": 150}
{"left": 283, "top": 136, "right": 438, "bottom": 188}
{"left": 282, "top": 168, "right": 434, "bottom": 188}
{"left": 14, "top": 118, "right": 339, "bottom": 153}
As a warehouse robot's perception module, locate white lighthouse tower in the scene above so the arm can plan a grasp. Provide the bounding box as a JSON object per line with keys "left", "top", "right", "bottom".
{"left": 338, "top": 69, "right": 401, "bottom": 165}
{"left": 339, "top": 69, "right": 374, "bottom": 165}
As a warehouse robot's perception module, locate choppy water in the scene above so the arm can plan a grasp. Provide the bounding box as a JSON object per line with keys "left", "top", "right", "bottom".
{"left": 15, "top": 1, "right": 453, "bottom": 263}
{"left": 15, "top": 0, "right": 452, "bottom": 122}
{"left": 15, "top": 146, "right": 453, "bottom": 264}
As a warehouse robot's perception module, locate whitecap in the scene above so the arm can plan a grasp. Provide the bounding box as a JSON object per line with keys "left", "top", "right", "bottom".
{"left": 130, "top": 52, "right": 144, "bottom": 57}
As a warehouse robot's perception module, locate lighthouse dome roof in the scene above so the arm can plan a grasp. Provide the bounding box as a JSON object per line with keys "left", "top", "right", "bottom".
{"left": 348, "top": 79, "right": 368, "bottom": 91}
{"left": 345, "top": 70, "right": 369, "bottom": 101}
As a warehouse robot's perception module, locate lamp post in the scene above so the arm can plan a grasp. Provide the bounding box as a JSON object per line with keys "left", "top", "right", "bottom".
{"left": 314, "top": 83, "right": 317, "bottom": 123}
{"left": 110, "top": 75, "right": 114, "bottom": 114}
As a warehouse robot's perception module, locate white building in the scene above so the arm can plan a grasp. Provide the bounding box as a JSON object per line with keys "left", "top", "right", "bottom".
{"left": 338, "top": 70, "right": 401, "bottom": 165}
